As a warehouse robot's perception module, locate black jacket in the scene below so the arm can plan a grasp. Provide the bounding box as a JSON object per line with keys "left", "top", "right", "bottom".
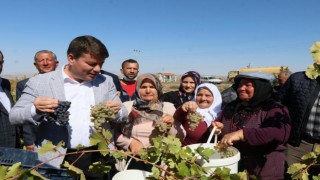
{"left": 278, "top": 71, "right": 320, "bottom": 146}
{"left": 161, "top": 91, "right": 187, "bottom": 109}
{"left": 0, "top": 78, "right": 19, "bottom": 148}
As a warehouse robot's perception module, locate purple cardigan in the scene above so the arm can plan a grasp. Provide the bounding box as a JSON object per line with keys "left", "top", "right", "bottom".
{"left": 216, "top": 101, "right": 291, "bottom": 180}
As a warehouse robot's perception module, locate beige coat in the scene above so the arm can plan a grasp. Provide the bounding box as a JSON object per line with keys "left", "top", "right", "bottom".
{"left": 116, "top": 101, "right": 186, "bottom": 150}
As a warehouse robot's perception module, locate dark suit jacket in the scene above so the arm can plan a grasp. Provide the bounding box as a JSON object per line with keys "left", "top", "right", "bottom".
{"left": 16, "top": 78, "right": 29, "bottom": 100}
{"left": 16, "top": 78, "right": 37, "bottom": 146}
{"left": 100, "top": 70, "right": 123, "bottom": 93}
{"left": 0, "top": 78, "right": 18, "bottom": 147}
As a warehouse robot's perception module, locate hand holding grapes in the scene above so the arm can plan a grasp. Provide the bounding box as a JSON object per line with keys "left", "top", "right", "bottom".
{"left": 34, "top": 97, "right": 58, "bottom": 114}
{"left": 161, "top": 113, "right": 174, "bottom": 125}
{"left": 105, "top": 100, "right": 121, "bottom": 113}
{"left": 181, "top": 101, "right": 198, "bottom": 113}
{"left": 220, "top": 129, "right": 245, "bottom": 146}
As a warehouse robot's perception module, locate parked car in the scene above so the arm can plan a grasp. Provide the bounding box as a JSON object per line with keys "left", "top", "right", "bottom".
{"left": 200, "top": 76, "right": 223, "bottom": 84}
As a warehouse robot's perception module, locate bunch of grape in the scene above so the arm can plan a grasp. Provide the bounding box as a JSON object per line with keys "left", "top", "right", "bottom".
{"left": 214, "top": 144, "right": 235, "bottom": 159}
{"left": 187, "top": 112, "right": 204, "bottom": 131}
{"left": 90, "top": 102, "right": 115, "bottom": 133}
{"left": 44, "top": 101, "right": 71, "bottom": 126}
{"left": 154, "top": 121, "right": 172, "bottom": 136}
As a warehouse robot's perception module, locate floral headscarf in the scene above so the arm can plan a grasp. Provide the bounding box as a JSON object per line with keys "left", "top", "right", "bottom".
{"left": 178, "top": 71, "right": 201, "bottom": 101}
{"left": 122, "top": 73, "right": 164, "bottom": 137}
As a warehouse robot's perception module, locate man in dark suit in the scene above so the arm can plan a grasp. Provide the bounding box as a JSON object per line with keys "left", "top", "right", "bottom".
{"left": 16, "top": 50, "right": 59, "bottom": 151}
{"left": 0, "top": 50, "right": 19, "bottom": 148}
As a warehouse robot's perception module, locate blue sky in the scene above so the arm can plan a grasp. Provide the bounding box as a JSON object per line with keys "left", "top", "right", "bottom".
{"left": 1, "top": 0, "right": 320, "bottom": 77}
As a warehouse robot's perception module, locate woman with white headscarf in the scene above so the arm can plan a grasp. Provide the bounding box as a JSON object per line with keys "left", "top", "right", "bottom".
{"left": 174, "top": 83, "right": 222, "bottom": 146}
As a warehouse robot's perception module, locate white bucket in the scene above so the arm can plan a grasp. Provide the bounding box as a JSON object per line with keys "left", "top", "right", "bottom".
{"left": 186, "top": 143, "right": 240, "bottom": 174}
{"left": 112, "top": 169, "right": 151, "bottom": 180}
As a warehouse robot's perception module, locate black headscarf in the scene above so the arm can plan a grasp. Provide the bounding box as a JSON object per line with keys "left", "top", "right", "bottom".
{"left": 224, "top": 76, "right": 274, "bottom": 119}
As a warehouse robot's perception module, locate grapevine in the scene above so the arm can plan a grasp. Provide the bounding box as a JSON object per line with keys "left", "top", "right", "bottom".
{"left": 44, "top": 101, "right": 71, "bottom": 126}
{"left": 187, "top": 112, "right": 204, "bottom": 131}
{"left": 90, "top": 102, "right": 116, "bottom": 133}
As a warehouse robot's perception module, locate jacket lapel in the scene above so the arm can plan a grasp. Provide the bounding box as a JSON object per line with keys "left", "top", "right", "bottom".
{"left": 49, "top": 69, "right": 66, "bottom": 101}
{"left": 0, "top": 79, "right": 13, "bottom": 115}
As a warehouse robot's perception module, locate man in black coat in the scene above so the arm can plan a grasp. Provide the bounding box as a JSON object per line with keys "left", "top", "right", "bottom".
{"left": 0, "top": 50, "right": 19, "bottom": 148}
{"left": 278, "top": 42, "right": 320, "bottom": 169}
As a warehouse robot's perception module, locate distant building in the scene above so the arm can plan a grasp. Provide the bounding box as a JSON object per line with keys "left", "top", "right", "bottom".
{"left": 157, "top": 72, "right": 177, "bottom": 82}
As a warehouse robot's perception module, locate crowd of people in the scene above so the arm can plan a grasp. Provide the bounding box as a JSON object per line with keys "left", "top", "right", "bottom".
{"left": 0, "top": 36, "right": 319, "bottom": 179}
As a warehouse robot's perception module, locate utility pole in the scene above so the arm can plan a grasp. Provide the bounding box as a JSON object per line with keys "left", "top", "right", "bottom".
{"left": 133, "top": 49, "right": 141, "bottom": 60}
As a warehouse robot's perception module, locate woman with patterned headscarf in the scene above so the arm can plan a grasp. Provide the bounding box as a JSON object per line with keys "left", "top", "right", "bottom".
{"left": 161, "top": 71, "right": 201, "bottom": 108}
{"left": 115, "top": 73, "right": 186, "bottom": 171}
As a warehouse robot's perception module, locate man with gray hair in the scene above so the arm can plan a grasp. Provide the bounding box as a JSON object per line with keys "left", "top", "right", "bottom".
{"left": 16, "top": 50, "right": 59, "bottom": 151}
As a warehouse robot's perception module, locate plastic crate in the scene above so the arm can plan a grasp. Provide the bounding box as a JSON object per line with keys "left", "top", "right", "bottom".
{"left": 0, "top": 147, "right": 74, "bottom": 179}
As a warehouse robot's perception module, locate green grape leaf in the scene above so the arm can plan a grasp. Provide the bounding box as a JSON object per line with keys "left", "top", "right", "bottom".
{"left": 89, "top": 161, "right": 111, "bottom": 174}
{"left": 0, "top": 166, "right": 8, "bottom": 179}
{"left": 177, "top": 162, "right": 191, "bottom": 177}
{"left": 110, "top": 150, "right": 126, "bottom": 159}
{"left": 301, "top": 152, "right": 316, "bottom": 160}
{"left": 4, "top": 162, "right": 21, "bottom": 179}
{"left": 305, "top": 64, "right": 320, "bottom": 79}
{"left": 314, "top": 146, "right": 320, "bottom": 154}
{"left": 190, "top": 164, "right": 204, "bottom": 176}
{"left": 90, "top": 131, "right": 109, "bottom": 156}
{"left": 151, "top": 166, "right": 160, "bottom": 179}
{"left": 55, "top": 141, "right": 65, "bottom": 149}
{"left": 287, "top": 163, "right": 307, "bottom": 179}
{"left": 27, "top": 169, "right": 49, "bottom": 180}
{"left": 163, "top": 135, "right": 181, "bottom": 147}
{"left": 76, "top": 144, "right": 85, "bottom": 151}
{"left": 301, "top": 171, "right": 309, "bottom": 180}
{"left": 230, "top": 171, "right": 248, "bottom": 180}
{"left": 310, "top": 41, "right": 320, "bottom": 64}
{"left": 179, "top": 148, "right": 192, "bottom": 160}
{"left": 196, "top": 147, "right": 214, "bottom": 162}
{"left": 312, "top": 174, "right": 320, "bottom": 180}
{"left": 102, "top": 129, "right": 112, "bottom": 143}
{"left": 38, "top": 141, "right": 54, "bottom": 155}
{"left": 63, "top": 161, "right": 85, "bottom": 180}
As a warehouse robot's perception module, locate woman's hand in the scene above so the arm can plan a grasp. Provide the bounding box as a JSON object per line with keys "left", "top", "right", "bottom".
{"left": 161, "top": 113, "right": 174, "bottom": 125}
{"left": 181, "top": 101, "right": 198, "bottom": 113}
{"left": 211, "top": 121, "right": 224, "bottom": 134}
{"left": 129, "top": 139, "right": 144, "bottom": 155}
{"left": 220, "top": 129, "right": 244, "bottom": 146}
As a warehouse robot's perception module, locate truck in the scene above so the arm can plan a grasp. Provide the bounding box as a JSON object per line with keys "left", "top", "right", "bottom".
{"left": 227, "top": 66, "right": 289, "bottom": 82}
{"left": 200, "top": 76, "right": 223, "bottom": 84}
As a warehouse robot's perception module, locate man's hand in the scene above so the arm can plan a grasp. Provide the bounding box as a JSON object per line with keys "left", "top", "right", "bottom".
{"left": 105, "top": 100, "right": 121, "bottom": 113}
{"left": 34, "top": 97, "right": 58, "bottom": 114}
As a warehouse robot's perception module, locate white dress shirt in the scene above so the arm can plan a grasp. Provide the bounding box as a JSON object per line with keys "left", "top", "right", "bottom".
{"left": 62, "top": 70, "right": 95, "bottom": 148}
{"left": 0, "top": 79, "right": 11, "bottom": 112}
